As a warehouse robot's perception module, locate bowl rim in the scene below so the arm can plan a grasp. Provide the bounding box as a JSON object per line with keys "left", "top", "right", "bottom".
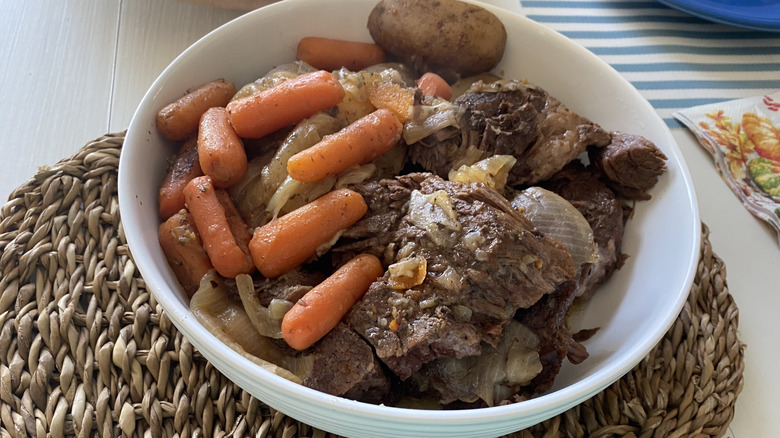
{"left": 118, "top": 0, "right": 701, "bottom": 433}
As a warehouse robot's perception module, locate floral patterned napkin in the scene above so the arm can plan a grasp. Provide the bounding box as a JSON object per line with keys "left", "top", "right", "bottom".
{"left": 674, "top": 91, "right": 780, "bottom": 241}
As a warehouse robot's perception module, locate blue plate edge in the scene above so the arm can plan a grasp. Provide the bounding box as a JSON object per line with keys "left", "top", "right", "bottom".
{"left": 657, "top": 0, "right": 780, "bottom": 32}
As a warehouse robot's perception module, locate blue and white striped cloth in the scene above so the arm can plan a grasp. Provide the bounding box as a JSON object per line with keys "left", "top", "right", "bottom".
{"left": 514, "top": 0, "right": 780, "bottom": 128}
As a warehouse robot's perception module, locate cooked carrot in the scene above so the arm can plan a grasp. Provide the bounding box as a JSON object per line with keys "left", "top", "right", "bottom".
{"left": 417, "top": 72, "right": 453, "bottom": 101}
{"left": 198, "top": 107, "right": 247, "bottom": 188}
{"left": 158, "top": 136, "right": 204, "bottom": 220}
{"left": 296, "top": 37, "right": 386, "bottom": 72}
{"left": 366, "top": 80, "right": 414, "bottom": 123}
{"left": 226, "top": 70, "right": 345, "bottom": 139}
{"left": 184, "top": 176, "right": 255, "bottom": 278}
{"left": 286, "top": 108, "right": 402, "bottom": 183}
{"left": 249, "top": 188, "right": 367, "bottom": 278}
{"left": 281, "top": 253, "right": 383, "bottom": 350}
{"left": 156, "top": 78, "right": 237, "bottom": 142}
{"left": 158, "top": 209, "right": 214, "bottom": 296}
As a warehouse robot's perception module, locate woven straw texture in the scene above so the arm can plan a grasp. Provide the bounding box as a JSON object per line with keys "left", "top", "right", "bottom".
{"left": 0, "top": 133, "right": 745, "bottom": 438}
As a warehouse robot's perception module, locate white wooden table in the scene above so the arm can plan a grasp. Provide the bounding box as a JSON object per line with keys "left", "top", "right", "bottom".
{"left": 1, "top": 1, "right": 777, "bottom": 436}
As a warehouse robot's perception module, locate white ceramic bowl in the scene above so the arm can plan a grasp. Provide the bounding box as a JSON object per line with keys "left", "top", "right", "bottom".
{"left": 118, "top": 1, "right": 701, "bottom": 436}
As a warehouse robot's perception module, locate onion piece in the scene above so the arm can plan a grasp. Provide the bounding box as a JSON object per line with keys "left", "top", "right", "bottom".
{"left": 511, "top": 187, "right": 598, "bottom": 267}
{"left": 266, "top": 175, "right": 337, "bottom": 219}
{"left": 190, "top": 271, "right": 311, "bottom": 382}
{"left": 262, "top": 113, "right": 345, "bottom": 198}
{"left": 404, "top": 100, "right": 464, "bottom": 144}
{"left": 388, "top": 255, "right": 427, "bottom": 290}
{"left": 232, "top": 60, "right": 317, "bottom": 101}
{"left": 408, "top": 189, "right": 461, "bottom": 246}
{"left": 448, "top": 154, "right": 517, "bottom": 192}
{"left": 416, "top": 320, "right": 542, "bottom": 406}
{"left": 235, "top": 274, "right": 293, "bottom": 339}
{"left": 230, "top": 113, "right": 345, "bottom": 227}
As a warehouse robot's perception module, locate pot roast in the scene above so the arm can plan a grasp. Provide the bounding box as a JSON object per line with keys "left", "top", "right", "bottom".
{"left": 190, "top": 75, "right": 668, "bottom": 407}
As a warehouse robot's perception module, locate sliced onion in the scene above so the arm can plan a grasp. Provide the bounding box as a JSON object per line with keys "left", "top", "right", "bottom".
{"left": 371, "top": 143, "right": 407, "bottom": 180}
{"left": 232, "top": 60, "right": 317, "bottom": 101}
{"left": 408, "top": 189, "right": 462, "bottom": 246}
{"left": 333, "top": 69, "right": 380, "bottom": 124}
{"left": 262, "top": 113, "right": 345, "bottom": 196}
{"left": 511, "top": 187, "right": 598, "bottom": 267}
{"left": 267, "top": 163, "right": 378, "bottom": 221}
{"left": 404, "top": 100, "right": 464, "bottom": 144}
{"left": 230, "top": 113, "right": 345, "bottom": 226}
{"left": 419, "top": 320, "right": 542, "bottom": 406}
{"left": 235, "top": 274, "right": 292, "bottom": 339}
{"left": 266, "top": 175, "right": 337, "bottom": 219}
{"left": 190, "top": 271, "right": 309, "bottom": 382}
{"left": 388, "top": 255, "right": 427, "bottom": 290}
{"left": 228, "top": 149, "right": 275, "bottom": 224}
{"left": 448, "top": 154, "right": 517, "bottom": 192}
{"left": 334, "top": 163, "right": 377, "bottom": 189}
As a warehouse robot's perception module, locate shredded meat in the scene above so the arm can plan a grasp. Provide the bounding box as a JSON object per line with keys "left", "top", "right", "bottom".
{"left": 590, "top": 131, "right": 668, "bottom": 200}
{"left": 408, "top": 80, "right": 611, "bottom": 187}
{"left": 340, "top": 173, "right": 576, "bottom": 380}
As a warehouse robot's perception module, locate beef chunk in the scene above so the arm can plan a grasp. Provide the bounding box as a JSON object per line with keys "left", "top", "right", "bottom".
{"left": 332, "top": 173, "right": 420, "bottom": 267}
{"left": 542, "top": 163, "right": 628, "bottom": 300}
{"left": 589, "top": 132, "right": 668, "bottom": 200}
{"left": 412, "top": 279, "right": 587, "bottom": 406}
{"left": 407, "top": 80, "right": 611, "bottom": 187}
{"left": 510, "top": 85, "right": 611, "bottom": 186}
{"left": 514, "top": 280, "right": 582, "bottom": 395}
{"left": 342, "top": 173, "right": 576, "bottom": 379}
{"left": 410, "top": 319, "right": 544, "bottom": 406}
{"left": 302, "top": 323, "right": 391, "bottom": 403}
{"left": 253, "top": 268, "right": 326, "bottom": 306}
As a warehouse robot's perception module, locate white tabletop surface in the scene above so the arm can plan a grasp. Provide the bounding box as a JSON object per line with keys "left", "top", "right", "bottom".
{"left": 1, "top": 0, "right": 777, "bottom": 436}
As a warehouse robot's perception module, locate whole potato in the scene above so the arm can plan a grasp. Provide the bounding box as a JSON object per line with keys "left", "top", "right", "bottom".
{"left": 368, "top": 0, "right": 507, "bottom": 79}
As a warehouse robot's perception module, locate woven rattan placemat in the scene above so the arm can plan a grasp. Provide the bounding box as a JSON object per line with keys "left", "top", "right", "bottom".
{"left": 0, "top": 133, "right": 745, "bottom": 437}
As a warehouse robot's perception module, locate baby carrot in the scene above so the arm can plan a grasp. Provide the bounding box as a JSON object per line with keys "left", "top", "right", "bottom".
{"left": 158, "top": 136, "right": 203, "bottom": 220}
{"left": 281, "top": 253, "right": 384, "bottom": 350}
{"left": 226, "top": 70, "right": 345, "bottom": 139}
{"left": 417, "top": 72, "right": 453, "bottom": 101}
{"left": 184, "top": 176, "right": 255, "bottom": 278}
{"left": 249, "top": 188, "right": 367, "bottom": 278}
{"left": 198, "top": 106, "right": 248, "bottom": 188}
{"left": 156, "top": 78, "right": 237, "bottom": 142}
{"left": 296, "top": 37, "right": 386, "bottom": 72}
{"left": 286, "top": 108, "right": 402, "bottom": 183}
{"left": 158, "top": 209, "right": 214, "bottom": 296}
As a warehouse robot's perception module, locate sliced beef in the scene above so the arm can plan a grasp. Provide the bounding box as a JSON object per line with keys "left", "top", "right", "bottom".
{"left": 589, "top": 131, "right": 668, "bottom": 200}
{"left": 514, "top": 280, "right": 582, "bottom": 396}
{"left": 542, "top": 162, "right": 628, "bottom": 300}
{"left": 411, "top": 279, "right": 586, "bottom": 406}
{"left": 302, "top": 323, "right": 391, "bottom": 403}
{"left": 342, "top": 173, "right": 576, "bottom": 380}
{"left": 332, "top": 173, "right": 422, "bottom": 267}
{"left": 407, "top": 80, "right": 611, "bottom": 187}
{"left": 510, "top": 85, "right": 611, "bottom": 186}
{"left": 410, "top": 319, "right": 544, "bottom": 406}
{"left": 253, "top": 268, "right": 326, "bottom": 306}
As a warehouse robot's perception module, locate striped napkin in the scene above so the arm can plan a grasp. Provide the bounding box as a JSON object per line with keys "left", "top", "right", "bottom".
{"left": 511, "top": 0, "right": 780, "bottom": 129}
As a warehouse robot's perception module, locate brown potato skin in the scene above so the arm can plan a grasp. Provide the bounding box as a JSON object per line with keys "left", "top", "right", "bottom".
{"left": 368, "top": 0, "right": 507, "bottom": 79}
